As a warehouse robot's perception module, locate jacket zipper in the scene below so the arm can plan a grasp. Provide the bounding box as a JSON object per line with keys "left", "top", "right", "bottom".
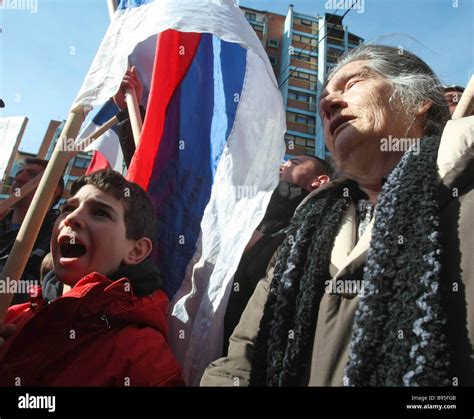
{"left": 100, "top": 314, "right": 111, "bottom": 329}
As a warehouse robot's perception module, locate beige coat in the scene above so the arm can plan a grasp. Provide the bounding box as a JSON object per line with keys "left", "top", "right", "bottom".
{"left": 201, "top": 116, "right": 474, "bottom": 386}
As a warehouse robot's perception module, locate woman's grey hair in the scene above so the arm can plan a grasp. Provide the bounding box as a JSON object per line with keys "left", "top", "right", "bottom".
{"left": 324, "top": 45, "right": 450, "bottom": 136}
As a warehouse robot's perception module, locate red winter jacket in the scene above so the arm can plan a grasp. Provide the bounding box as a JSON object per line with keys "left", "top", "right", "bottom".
{"left": 0, "top": 272, "right": 184, "bottom": 386}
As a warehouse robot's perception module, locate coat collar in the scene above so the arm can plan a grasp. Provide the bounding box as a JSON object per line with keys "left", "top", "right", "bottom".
{"left": 437, "top": 116, "right": 474, "bottom": 184}
{"left": 437, "top": 116, "right": 474, "bottom": 207}
{"left": 309, "top": 116, "right": 474, "bottom": 282}
{"left": 31, "top": 272, "right": 169, "bottom": 335}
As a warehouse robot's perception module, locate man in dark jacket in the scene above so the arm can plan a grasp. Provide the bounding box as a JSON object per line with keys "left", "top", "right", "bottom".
{"left": 0, "top": 158, "right": 64, "bottom": 305}
{"left": 222, "top": 155, "right": 331, "bottom": 355}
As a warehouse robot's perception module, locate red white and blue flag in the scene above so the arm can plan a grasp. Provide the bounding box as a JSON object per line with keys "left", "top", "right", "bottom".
{"left": 73, "top": 0, "right": 286, "bottom": 385}
{"left": 78, "top": 100, "right": 123, "bottom": 172}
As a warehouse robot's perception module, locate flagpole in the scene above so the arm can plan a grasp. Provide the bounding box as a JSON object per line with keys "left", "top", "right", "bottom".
{"left": 124, "top": 86, "right": 143, "bottom": 147}
{"left": 0, "top": 175, "right": 42, "bottom": 218}
{"left": 0, "top": 112, "right": 122, "bottom": 220}
{"left": 107, "top": 0, "right": 143, "bottom": 146}
{"left": 0, "top": 0, "right": 145, "bottom": 319}
{"left": 0, "top": 108, "right": 85, "bottom": 320}
{"left": 74, "top": 113, "right": 121, "bottom": 151}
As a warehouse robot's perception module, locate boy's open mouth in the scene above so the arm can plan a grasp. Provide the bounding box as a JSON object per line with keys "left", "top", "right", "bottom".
{"left": 58, "top": 236, "right": 87, "bottom": 258}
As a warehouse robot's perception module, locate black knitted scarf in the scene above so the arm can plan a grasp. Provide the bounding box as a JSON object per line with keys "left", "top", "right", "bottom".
{"left": 249, "top": 136, "right": 451, "bottom": 386}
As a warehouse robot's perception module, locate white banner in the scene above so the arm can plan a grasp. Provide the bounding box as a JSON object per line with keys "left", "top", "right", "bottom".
{"left": 0, "top": 117, "right": 28, "bottom": 180}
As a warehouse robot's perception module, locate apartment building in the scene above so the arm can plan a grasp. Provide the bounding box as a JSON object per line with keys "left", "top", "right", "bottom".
{"left": 241, "top": 4, "right": 363, "bottom": 159}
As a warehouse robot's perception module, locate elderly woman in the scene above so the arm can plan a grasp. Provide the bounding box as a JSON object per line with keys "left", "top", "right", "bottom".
{"left": 201, "top": 45, "right": 474, "bottom": 386}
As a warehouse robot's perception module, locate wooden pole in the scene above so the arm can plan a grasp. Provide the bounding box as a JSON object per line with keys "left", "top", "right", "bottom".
{"left": 0, "top": 0, "right": 142, "bottom": 319}
{"left": 0, "top": 175, "right": 41, "bottom": 218}
{"left": 73, "top": 114, "right": 119, "bottom": 153}
{"left": 0, "top": 113, "right": 118, "bottom": 218}
{"left": 452, "top": 75, "right": 474, "bottom": 120}
{"left": 124, "top": 88, "right": 143, "bottom": 146}
{"left": 107, "top": 0, "right": 142, "bottom": 146}
{"left": 0, "top": 109, "right": 84, "bottom": 320}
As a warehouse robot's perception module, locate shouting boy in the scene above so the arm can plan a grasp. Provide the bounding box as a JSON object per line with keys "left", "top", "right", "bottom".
{"left": 0, "top": 170, "right": 184, "bottom": 386}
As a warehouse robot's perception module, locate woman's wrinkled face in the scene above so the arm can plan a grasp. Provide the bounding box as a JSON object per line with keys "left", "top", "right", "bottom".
{"left": 319, "top": 60, "right": 411, "bottom": 178}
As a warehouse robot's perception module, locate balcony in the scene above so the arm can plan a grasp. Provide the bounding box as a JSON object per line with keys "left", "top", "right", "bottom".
{"left": 327, "top": 35, "right": 344, "bottom": 48}
{"left": 287, "top": 96, "right": 317, "bottom": 113}
{"left": 288, "top": 77, "right": 317, "bottom": 91}
{"left": 290, "top": 58, "right": 317, "bottom": 72}
{"left": 288, "top": 98, "right": 310, "bottom": 111}
{"left": 292, "top": 23, "right": 315, "bottom": 35}
{"left": 291, "top": 40, "right": 312, "bottom": 50}
{"left": 287, "top": 120, "right": 316, "bottom": 135}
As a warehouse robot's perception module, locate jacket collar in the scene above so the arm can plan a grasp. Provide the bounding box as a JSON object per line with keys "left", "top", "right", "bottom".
{"left": 437, "top": 116, "right": 474, "bottom": 206}
{"left": 309, "top": 116, "right": 474, "bottom": 283}
{"left": 300, "top": 116, "right": 474, "bottom": 210}
{"left": 33, "top": 272, "right": 169, "bottom": 335}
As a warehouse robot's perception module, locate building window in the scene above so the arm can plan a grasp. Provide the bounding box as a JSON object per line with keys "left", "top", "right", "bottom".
{"left": 252, "top": 23, "right": 263, "bottom": 33}
{"left": 292, "top": 52, "right": 318, "bottom": 67}
{"left": 296, "top": 115, "right": 308, "bottom": 124}
{"left": 292, "top": 33, "right": 317, "bottom": 46}
{"left": 301, "top": 19, "right": 313, "bottom": 27}
{"left": 292, "top": 71, "right": 317, "bottom": 82}
{"left": 269, "top": 56, "right": 277, "bottom": 66}
{"left": 268, "top": 39, "right": 279, "bottom": 48}
{"left": 285, "top": 134, "right": 316, "bottom": 152}
{"left": 303, "top": 93, "right": 312, "bottom": 103}
{"left": 296, "top": 53, "right": 310, "bottom": 63}
{"left": 296, "top": 71, "right": 309, "bottom": 80}
{"left": 327, "top": 47, "right": 343, "bottom": 66}
{"left": 73, "top": 156, "right": 90, "bottom": 169}
{"left": 289, "top": 72, "right": 317, "bottom": 91}
{"left": 289, "top": 112, "right": 316, "bottom": 134}
{"left": 288, "top": 91, "right": 314, "bottom": 104}
{"left": 298, "top": 93, "right": 309, "bottom": 103}
{"left": 328, "top": 35, "right": 344, "bottom": 48}
{"left": 245, "top": 12, "right": 256, "bottom": 22}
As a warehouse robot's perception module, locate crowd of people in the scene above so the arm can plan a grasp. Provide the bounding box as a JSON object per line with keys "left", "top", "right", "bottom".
{"left": 0, "top": 44, "right": 472, "bottom": 387}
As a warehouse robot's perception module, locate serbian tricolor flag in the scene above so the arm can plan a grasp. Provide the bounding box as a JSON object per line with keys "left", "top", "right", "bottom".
{"left": 78, "top": 100, "right": 123, "bottom": 173}
{"left": 72, "top": 0, "right": 286, "bottom": 385}
{"left": 77, "top": 5, "right": 156, "bottom": 174}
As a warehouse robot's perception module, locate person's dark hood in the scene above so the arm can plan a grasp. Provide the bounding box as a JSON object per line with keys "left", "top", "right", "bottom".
{"left": 257, "top": 181, "right": 309, "bottom": 235}
{"left": 109, "top": 258, "right": 162, "bottom": 296}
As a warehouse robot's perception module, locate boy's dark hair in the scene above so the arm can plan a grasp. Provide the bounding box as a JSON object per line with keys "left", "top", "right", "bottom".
{"left": 70, "top": 170, "right": 156, "bottom": 242}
